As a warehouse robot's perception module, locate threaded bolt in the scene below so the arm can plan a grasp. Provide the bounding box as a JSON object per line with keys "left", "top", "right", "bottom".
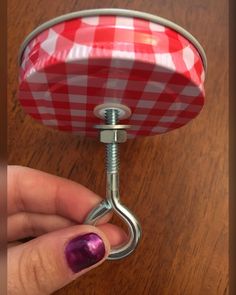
{"left": 105, "top": 109, "right": 119, "bottom": 173}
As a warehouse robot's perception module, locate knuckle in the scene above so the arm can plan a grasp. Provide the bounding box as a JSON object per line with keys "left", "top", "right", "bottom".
{"left": 19, "top": 244, "right": 52, "bottom": 295}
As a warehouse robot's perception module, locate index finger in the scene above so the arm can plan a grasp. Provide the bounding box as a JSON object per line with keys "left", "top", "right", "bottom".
{"left": 7, "top": 165, "right": 107, "bottom": 223}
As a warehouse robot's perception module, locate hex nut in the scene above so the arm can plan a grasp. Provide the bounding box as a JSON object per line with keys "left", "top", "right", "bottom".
{"left": 100, "top": 129, "right": 127, "bottom": 143}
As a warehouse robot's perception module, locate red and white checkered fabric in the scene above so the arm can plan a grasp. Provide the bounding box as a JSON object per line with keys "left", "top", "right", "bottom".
{"left": 19, "top": 15, "right": 206, "bottom": 138}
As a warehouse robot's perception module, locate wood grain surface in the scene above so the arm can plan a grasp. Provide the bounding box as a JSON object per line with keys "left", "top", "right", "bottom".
{"left": 8, "top": 1, "right": 228, "bottom": 294}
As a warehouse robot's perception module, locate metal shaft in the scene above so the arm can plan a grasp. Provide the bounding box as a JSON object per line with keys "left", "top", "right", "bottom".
{"left": 105, "top": 109, "right": 119, "bottom": 173}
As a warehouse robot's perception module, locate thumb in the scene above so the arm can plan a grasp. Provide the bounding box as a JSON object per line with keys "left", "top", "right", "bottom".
{"left": 8, "top": 225, "right": 110, "bottom": 295}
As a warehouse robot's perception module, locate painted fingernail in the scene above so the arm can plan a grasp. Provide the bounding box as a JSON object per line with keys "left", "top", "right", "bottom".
{"left": 65, "top": 233, "right": 106, "bottom": 273}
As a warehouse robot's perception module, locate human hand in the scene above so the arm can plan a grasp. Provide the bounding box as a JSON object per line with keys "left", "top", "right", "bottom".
{"left": 7, "top": 166, "right": 126, "bottom": 295}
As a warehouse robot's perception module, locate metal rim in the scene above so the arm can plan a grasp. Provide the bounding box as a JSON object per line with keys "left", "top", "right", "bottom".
{"left": 18, "top": 8, "right": 207, "bottom": 70}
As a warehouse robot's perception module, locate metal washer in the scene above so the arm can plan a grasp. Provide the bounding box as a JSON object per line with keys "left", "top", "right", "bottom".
{"left": 94, "top": 103, "right": 132, "bottom": 120}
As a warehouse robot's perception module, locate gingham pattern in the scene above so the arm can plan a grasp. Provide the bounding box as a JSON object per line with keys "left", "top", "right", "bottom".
{"left": 19, "top": 15, "right": 206, "bottom": 138}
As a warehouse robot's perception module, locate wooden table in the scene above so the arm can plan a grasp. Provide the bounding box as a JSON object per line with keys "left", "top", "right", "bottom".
{"left": 8, "top": 1, "right": 228, "bottom": 294}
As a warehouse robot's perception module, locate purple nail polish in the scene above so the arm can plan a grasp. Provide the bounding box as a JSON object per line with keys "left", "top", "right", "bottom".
{"left": 65, "top": 233, "right": 106, "bottom": 273}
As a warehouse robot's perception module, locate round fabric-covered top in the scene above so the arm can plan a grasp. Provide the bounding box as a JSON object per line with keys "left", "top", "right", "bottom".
{"left": 19, "top": 11, "right": 206, "bottom": 138}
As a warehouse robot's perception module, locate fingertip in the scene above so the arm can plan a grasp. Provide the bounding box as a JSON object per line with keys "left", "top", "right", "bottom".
{"left": 62, "top": 224, "right": 112, "bottom": 259}
{"left": 93, "top": 211, "right": 113, "bottom": 225}
{"left": 64, "top": 227, "right": 111, "bottom": 274}
{"left": 97, "top": 223, "right": 128, "bottom": 247}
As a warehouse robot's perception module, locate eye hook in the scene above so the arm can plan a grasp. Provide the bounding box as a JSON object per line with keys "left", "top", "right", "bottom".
{"left": 84, "top": 104, "right": 141, "bottom": 260}
{"left": 84, "top": 172, "right": 141, "bottom": 260}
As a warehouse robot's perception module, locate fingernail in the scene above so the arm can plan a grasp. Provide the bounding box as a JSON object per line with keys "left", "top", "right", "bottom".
{"left": 65, "top": 233, "right": 106, "bottom": 273}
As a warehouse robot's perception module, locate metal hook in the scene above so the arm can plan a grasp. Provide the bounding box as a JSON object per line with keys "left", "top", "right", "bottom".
{"left": 84, "top": 106, "right": 142, "bottom": 260}
{"left": 84, "top": 173, "right": 141, "bottom": 260}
